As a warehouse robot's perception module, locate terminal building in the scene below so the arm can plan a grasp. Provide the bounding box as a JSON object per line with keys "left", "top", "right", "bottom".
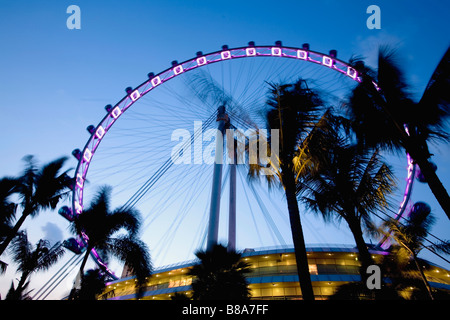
{"left": 99, "top": 245, "right": 450, "bottom": 300}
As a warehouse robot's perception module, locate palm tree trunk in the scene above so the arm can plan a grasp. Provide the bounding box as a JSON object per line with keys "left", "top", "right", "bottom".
{"left": 283, "top": 170, "right": 315, "bottom": 300}
{"left": 414, "top": 154, "right": 450, "bottom": 221}
{"left": 0, "top": 212, "right": 29, "bottom": 256}
{"left": 347, "top": 219, "right": 375, "bottom": 284}
{"left": 411, "top": 252, "right": 434, "bottom": 300}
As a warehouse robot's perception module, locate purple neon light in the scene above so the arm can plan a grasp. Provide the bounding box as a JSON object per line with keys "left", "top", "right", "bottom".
{"left": 173, "top": 65, "right": 184, "bottom": 75}
{"left": 322, "top": 56, "right": 333, "bottom": 67}
{"left": 246, "top": 47, "right": 256, "bottom": 56}
{"left": 76, "top": 173, "right": 84, "bottom": 189}
{"left": 271, "top": 47, "right": 282, "bottom": 56}
{"left": 83, "top": 149, "right": 92, "bottom": 162}
{"left": 297, "top": 50, "right": 308, "bottom": 60}
{"left": 151, "top": 76, "right": 161, "bottom": 87}
{"left": 95, "top": 126, "right": 105, "bottom": 139}
{"left": 221, "top": 50, "right": 231, "bottom": 60}
{"left": 130, "top": 89, "right": 141, "bottom": 101}
{"left": 197, "top": 56, "right": 207, "bottom": 66}
{"left": 71, "top": 43, "right": 385, "bottom": 279}
{"left": 111, "top": 106, "right": 122, "bottom": 119}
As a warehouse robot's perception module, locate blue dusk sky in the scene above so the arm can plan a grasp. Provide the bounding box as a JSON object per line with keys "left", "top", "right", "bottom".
{"left": 0, "top": 0, "right": 449, "bottom": 299}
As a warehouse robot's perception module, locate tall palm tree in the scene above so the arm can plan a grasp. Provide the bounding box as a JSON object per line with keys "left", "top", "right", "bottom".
{"left": 0, "top": 177, "right": 19, "bottom": 273}
{"left": 247, "top": 79, "right": 329, "bottom": 300}
{"left": 5, "top": 230, "right": 65, "bottom": 300}
{"left": 69, "top": 186, "right": 152, "bottom": 299}
{"left": 300, "top": 145, "right": 396, "bottom": 282}
{"left": 346, "top": 46, "right": 450, "bottom": 220}
{"left": 0, "top": 155, "right": 71, "bottom": 257}
{"left": 380, "top": 203, "right": 450, "bottom": 300}
{"left": 188, "top": 244, "right": 251, "bottom": 300}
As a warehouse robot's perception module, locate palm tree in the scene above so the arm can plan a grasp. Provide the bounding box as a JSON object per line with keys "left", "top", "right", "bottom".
{"left": 0, "top": 177, "right": 19, "bottom": 273}
{"left": 188, "top": 244, "right": 251, "bottom": 300}
{"left": 300, "top": 144, "right": 396, "bottom": 282}
{"left": 5, "top": 230, "right": 65, "bottom": 300}
{"left": 346, "top": 46, "right": 450, "bottom": 220}
{"left": 380, "top": 203, "right": 450, "bottom": 300}
{"left": 0, "top": 155, "right": 71, "bottom": 257}
{"left": 69, "top": 186, "right": 152, "bottom": 299}
{"left": 247, "top": 79, "right": 331, "bottom": 300}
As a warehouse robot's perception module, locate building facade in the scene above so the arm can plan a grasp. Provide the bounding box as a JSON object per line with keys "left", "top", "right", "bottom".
{"left": 100, "top": 245, "right": 450, "bottom": 300}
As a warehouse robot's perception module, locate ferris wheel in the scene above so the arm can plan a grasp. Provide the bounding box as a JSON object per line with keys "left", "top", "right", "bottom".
{"left": 59, "top": 41, "right": 418, "bottom": 280}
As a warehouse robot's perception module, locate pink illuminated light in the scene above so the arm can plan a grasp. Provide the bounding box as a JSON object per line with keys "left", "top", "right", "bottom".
{"left": 322, "top": 56, "right": 333, "bottom": 67}
{"left": 130, "top": 90, "right": 141, "bottom": 101}
{"left": 197, "top": 56, "right": 207, "bottom": 66}
{"left": 76, "top": 173, "right": 84, "bottom": 188}
{"left": 297, "top": 50, "right": 307, "bottom": 60}
{"left": 271, "top": 47, "right": 282, "bottom": 56}
{"left": 151, "top": 76, "right": 161, "bottom": 87}
{"left": 173, "top": 65, "right": 184, "bottom": 75}
{"left": 111, "top": 106, "right": 122, "bottom": 119}
{"left": 74, "top": 201, "right": 83, "bottom": 214}
{"left": 246, "top": 47, "right": 256, "bottom": 56}
{"left": 95, "top": 126, "right": 105, "bottom": 139}
{"left": 347, "top": 66, "right": 358, "bottom": 79}
{"left": 83, "top": 149, "right": 92, "bottom": 162}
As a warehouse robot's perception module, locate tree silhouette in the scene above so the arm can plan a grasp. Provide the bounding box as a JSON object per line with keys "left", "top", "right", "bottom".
{"left": 346, "top": 46, "right": 450, "bottom": 219}
{"left": 5, "top": 230, "right": 65, "bottom": 300}
{"left": 69, "top": 186, "right": 152, "bottom": 299}
{"left": 188, "top": 244, "right": 251, "bottom": 300}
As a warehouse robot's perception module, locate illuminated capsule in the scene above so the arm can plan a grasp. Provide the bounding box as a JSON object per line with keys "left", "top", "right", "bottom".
{"left": 409, "top": 201, "right": 431, "bottom": 219}
{"left": 58, "top": 206, "right": 74, "bottom": 222}
{"left": 63, "top": 238, "right": 86, "bottom": 255}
